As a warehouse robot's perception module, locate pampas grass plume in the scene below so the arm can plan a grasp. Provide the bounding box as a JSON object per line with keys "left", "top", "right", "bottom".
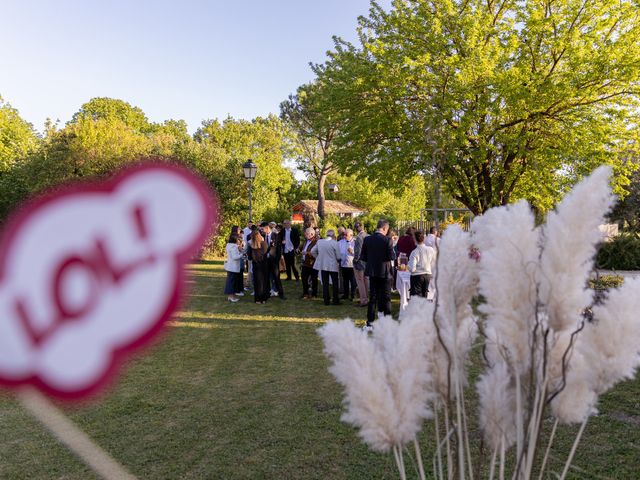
{"left": 472, "top": 200, "right": 539, "bottom": 373}
{"left": 539, "top": 166, "right": 614, "bottom": 332}
{"left": 318, "top": 315, "right": 433, "bottom": 452}
{"left": 584, "top": 277, "right": 640, "bottom": 394}
{"left": 477, "top": 361, "right": 517, "bottom": 450}
{"left": 550, "top": 350, "right": 598, "bottom": 424}
{"left": 437, "top": 225, "right": 479, "bottom": 327}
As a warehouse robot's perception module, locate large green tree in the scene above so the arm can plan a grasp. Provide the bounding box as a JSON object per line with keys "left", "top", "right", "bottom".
{"left": 0, "top": 97, "right": 40, "bottom": 219}
{"left": 280, "top": 83, "right": 340, "bottom": 219}
{"left": 193, "top": 115, "right": 296, "bottom": 247}
{"left": 0, "top": 96, "right": 39, "bottom": 172}
{"left": 0, "top": 98, "right": 190, "bottom": 219}
{"left": 322, "top": 172, "right": 428, "bottom": 220}
{"left": 0, "top": 98, "right": 299, "bottom": 254}
{"left": 71, "top": 97, "right": 151, "bottom": 132}
{"left": 24, "top": 98, "right": 193, "bottom": 193}
{"left": 312, "top": 0, "right": 640, "bottom": 214}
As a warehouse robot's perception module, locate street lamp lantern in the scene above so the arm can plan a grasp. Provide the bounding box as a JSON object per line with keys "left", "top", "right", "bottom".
{"left": 242, "top": 161, "right": 258, "bottom": 180}
{"left": 242, "top": 161, "right": 258, "bottom": 223}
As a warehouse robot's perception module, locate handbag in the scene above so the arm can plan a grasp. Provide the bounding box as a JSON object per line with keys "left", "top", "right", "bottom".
{"left": 279, "top": 256, "right": 286, "bottom": 273}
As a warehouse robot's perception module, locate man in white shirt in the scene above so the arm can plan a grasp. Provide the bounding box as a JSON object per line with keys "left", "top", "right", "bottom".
{"left": 242, "top": 221, "right": 253, "bottom": 242}
{"left": 425, "top": 226, "right": 440, "bottom": 250}
{"left": 408, "top": 230, "right": 437, "bottom": 297}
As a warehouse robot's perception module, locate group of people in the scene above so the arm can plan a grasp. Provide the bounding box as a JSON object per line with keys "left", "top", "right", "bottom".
{"left": 224, "top": 220, "right": 300, "bottom": 303}
{"left": 356, "top": 221, "right": 439, "bottom": 329}
{"left": 223, "top": 218, "right": 440, "bottom": 329}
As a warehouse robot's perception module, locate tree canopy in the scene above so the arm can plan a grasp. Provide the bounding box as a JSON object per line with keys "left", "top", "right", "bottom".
{"left": 280, "top": 83, "right": 340, "bottom": 219}
{"left": 0, "top": 98, "right": 299, "bottom": 250}
{"left": 0, "top": 96, "right": 38, "bottom": 172}
{"left": 71, "top": 97, "right": 151, "bottom": 132}
{"left": 311, "top": 0, "right": 640, "bottom": 214}
{"left": 192, "top": 115, "right": 296, "bottom": 233}
{"left": 321, "top": 172, "right": 428, "bottom": 220}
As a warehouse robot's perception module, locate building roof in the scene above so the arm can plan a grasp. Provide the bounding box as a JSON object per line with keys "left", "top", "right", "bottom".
{"left": 292, "top": 200, "right": 365, "bottom": 215}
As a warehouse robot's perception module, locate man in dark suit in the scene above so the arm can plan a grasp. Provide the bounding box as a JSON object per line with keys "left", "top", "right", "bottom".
{"left": 361, "top": 219, "right": 396, "bottom": 330}
{"left": 260, "top": 221, "right": 285, "bottom": 299}
{"left": 282, "top": 219, "right": 300, "bottom": 281}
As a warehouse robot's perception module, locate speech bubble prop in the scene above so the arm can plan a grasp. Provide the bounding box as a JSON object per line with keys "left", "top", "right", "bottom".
{"left": 0, "top": 162, "right": 215, "bottom": 400}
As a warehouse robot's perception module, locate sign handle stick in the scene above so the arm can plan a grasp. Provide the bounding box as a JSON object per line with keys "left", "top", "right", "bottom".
{"left": 17, "top": 388, "right": 136, "bottom": 480}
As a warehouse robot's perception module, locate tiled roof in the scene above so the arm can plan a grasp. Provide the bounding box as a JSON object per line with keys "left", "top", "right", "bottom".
{"left": 292, "top": 200, "right": 365, "bottom": 214}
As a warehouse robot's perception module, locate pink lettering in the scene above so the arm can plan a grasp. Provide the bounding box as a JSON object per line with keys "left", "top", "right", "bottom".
{"left": 16, "top": 237, "right": 155, "bottom": 347}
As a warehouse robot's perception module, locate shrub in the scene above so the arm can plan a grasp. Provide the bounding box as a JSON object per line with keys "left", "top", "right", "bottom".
{"left": 353, "top": 213, "right": 397, "bottom": 234}
{"left": 589, "top": 274, "right": 625, "bottom": 291}
{"left": 596, "top": 233, "right": 640, "bottom": 270}
{"left": 588, "top": 274, "right": 624, "bottom": 306}
{"left": 317, "top": 214, "right": 340, "bottom": 236}
{"left": 261, "top": 205, "right": 293, "bottom": 225}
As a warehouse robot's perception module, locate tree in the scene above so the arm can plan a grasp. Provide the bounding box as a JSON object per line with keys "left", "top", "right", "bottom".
{"left": 0, "top": 97, "right": 40, "bottom": 220}
{"left": 148, "top": 119, "right": 191, "bottom": 157}
{"left": 0, "top": 96, "right": 39, "bottom": 172}
{"left": 1, "top": 98, "right": 183, "bottom": 214}
{"left": 609, "top": 142, "right": 640, "bottom": 231}
{"left": 0, "top": 97, "right": 300, "bottom": 254}
{"left": 280, "top": 83, "right": 339, "bottom": 219}
{"left": 312, "top": 0, "right": 640, "bottom": 214}
{"left": 324, "top": 172, "right": 428, "bottom": 220}
{"left": 71, "top": 97, "right": 151, "bottom": 132}
{"left": 193, "top": 115, "right": 296, "bottom": 250}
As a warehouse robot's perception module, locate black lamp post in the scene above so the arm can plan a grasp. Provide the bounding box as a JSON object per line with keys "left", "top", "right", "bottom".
{"left": 242, "top": 160, "right": 258, "bottom": 223}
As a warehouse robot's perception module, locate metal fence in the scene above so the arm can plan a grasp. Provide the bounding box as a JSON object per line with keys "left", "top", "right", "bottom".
{"left": 396, "top": 218, "right": 471, "bottom": 233}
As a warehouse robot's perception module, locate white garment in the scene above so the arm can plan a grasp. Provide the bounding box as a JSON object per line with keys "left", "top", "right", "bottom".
{"left": 284, "top": 228, "right": 295, "bottom": 253}
{"left": 396, "top": 270, "right": 411, "bottom": 310}
{"left": 425, "top": 234, "right": 440, "bottom": 250}
{"left": 408, "top": 244, "right": 436, "bottom": 275}
{"left": 338, "top": 238, "right": 355, "bottom": 268}
{"left": 224, "top": 243, "right": 244, "bottom": 272}
{"left": 301, "top": 239, "right": 312, "bottom": 255}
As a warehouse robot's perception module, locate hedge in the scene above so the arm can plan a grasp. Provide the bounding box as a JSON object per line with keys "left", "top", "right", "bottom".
{"left": 595, "top": 233, "right": 640, "bottom": 270}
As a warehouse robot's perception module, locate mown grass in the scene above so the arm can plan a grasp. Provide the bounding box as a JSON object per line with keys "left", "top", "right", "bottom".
{"left": 0, "top": 260, "right": 639, "bottom": 479}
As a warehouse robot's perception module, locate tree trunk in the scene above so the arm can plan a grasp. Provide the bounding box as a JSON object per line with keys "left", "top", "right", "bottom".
{"left": 432, "top": 176, "right": 441, "bottom": 228}
{"left": 317, "top": 174, "right": 327, "bottom": 220}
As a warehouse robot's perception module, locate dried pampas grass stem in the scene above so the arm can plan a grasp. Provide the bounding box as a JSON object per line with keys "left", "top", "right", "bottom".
{"left": 559, "top": 418, "right": 588, "bottom": 480}
{"left": 414, "top": 437, "right": 427, "bottom": 480}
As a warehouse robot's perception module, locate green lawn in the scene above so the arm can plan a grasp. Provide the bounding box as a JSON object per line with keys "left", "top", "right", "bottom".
{"left": 1, "top": 261, "right": 639, "bottom": 479}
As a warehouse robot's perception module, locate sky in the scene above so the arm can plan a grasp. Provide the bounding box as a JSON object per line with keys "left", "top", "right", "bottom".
{"left": 0, "top": 0, "right": 389, "bottom": 133}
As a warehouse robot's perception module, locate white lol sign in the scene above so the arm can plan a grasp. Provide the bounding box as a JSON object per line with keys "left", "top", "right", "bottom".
{"left": 0, "top": 163, "right": 215, "bottom": 400}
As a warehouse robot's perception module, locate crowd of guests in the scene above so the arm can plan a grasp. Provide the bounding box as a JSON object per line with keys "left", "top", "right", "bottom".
{"left": 223, "top": 218, "right": 440, "bottom": 329}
